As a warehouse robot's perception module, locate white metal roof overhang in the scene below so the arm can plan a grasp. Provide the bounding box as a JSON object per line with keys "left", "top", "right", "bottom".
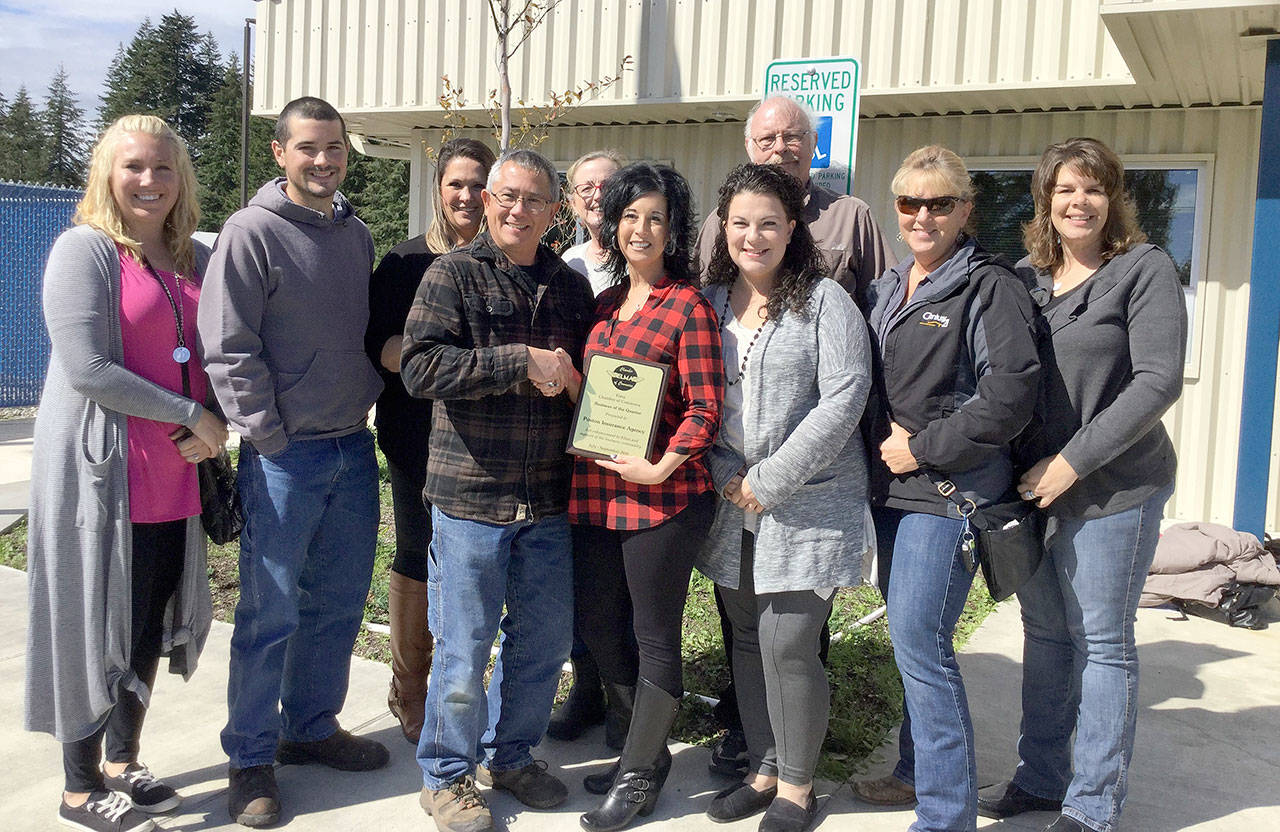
{"left": 260, "top": 1, "right": 1280, "bottom": 149}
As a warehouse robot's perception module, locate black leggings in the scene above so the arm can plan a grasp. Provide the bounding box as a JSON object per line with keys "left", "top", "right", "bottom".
{"left": 386, "top": 455, "right": 432, "bottom": 582}
{"left": 62, "top": 519, "right": 186, "bottom": 793}
{"left": 574, "top": 491, "right": 715, "bottom": 699}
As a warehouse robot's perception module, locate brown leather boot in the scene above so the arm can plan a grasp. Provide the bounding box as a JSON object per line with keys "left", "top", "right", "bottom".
{"left": 388, "top": 570, "right": 433, "bottom": 744}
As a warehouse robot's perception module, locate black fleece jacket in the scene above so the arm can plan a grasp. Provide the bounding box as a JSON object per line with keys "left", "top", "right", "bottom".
{"left": 866, "top": 238, "right": 1041, "bottom": 517}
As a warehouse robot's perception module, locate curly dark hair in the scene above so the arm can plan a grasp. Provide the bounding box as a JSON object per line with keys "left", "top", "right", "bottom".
{"left": 704, "top": 164, "right": 827, "bottom": 321}
{"left": 598, "top": 162, "right": 698, "bottom": 286}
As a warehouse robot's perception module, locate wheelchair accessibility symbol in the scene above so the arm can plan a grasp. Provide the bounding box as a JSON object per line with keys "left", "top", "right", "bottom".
{"left": 811, "top": 116, "right": 833, "bottom": 170}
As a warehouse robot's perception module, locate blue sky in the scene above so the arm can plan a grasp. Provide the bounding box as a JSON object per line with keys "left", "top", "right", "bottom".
{"left": 0, "top": 1, "right": 254, "bottom": 113}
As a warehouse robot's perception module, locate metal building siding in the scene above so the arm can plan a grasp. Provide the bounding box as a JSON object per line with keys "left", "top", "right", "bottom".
{"left": 254, "top": 0, "right": 1133, "bottom": 119}
{"left": 506, "top": 104, "right": 1269, "bottom": 531}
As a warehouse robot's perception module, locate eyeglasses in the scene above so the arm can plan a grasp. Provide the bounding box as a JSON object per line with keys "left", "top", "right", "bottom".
{"left": 895, "top": 195, "right": 963, "bottom": 216}
{"left": 491, "top": 190, "right": 553, "bottom": 214}
{"left": 750, "top": 131, "right": 813, "bottom": 152}
{"left": 572, "top": 181, "right": 607, "bottom": 199}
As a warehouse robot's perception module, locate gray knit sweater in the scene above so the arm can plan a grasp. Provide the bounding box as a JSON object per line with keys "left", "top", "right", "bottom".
{"left": 696, "top": 279, "right": 872, "bottom": 593}
{"left": 25, "top": 225, "right": 213, "bottom": 742}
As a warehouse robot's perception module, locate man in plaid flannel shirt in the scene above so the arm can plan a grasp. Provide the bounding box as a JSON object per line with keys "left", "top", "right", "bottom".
{"left": 401, "top": 149, "right": 595, "bottom": 832}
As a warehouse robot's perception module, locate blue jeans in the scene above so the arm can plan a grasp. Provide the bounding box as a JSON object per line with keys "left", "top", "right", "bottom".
{"left": 416, "top": 508, "right": 573, "bottom": 789}
{"left": 222, "top": 430, "right": 379, "bottom": 768}
{"left": 875, "top": 507, "right": 977, "bottom": 832}
{"left": 1012, "top": 486, "right": 1171, "bottom": 832}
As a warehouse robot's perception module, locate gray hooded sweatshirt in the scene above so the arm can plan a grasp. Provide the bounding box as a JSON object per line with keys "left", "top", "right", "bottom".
{"left": 198, "top": 178, "right": 383, "bottom": 455}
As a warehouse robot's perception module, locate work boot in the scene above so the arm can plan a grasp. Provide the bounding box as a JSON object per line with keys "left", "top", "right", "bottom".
{"left": 602, "top": 682, "right": 634, "bottom": 751}
{"left": 388, "top": 570, "right": 433, "bottom": 744}
{"left": 580, "top": 678, "right": 680, "bottom": 832}
{"left": 546, "top": 654, "right": 606, "bottom": 742}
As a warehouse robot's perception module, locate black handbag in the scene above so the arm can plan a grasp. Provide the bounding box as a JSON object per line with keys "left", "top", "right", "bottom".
{"left": 179, "top": 358, "right": 244, "bottom": 545}
{"left": 197, "top": 449, "right": 244, "bottom": 544}
{"left": 934, "top": 478, "right": 1044, "bottom": 602}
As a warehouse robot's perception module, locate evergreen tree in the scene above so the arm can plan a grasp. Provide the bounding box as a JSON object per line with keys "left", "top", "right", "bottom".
{"left": 195, "top": 54, "right": 276, "bottom": 231}
{"left": 2, "top": 86, "right": 50, "bottom": 183}
{"left": 98, "top": 12, "right": 223, "bottom": 153}
{"left": 42, "top": 65, "right": 88, "bottom": 187}
{"left": 343, "top": 150, "right": 410, "bottom": 260}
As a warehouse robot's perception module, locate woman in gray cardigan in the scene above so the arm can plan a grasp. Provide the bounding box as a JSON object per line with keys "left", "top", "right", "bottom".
{"left": 979, "top": 138, "right": 1186, "bottom": 832}
{"left": 696, "top": 164, "right": 871, "bottom": 832}
{"left": 24, "top": 115, "right": 224, "bottom": 832}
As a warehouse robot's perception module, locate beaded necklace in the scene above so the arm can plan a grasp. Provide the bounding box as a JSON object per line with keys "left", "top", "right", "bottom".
{"left": 719, "top": 291, "right": 766, "bottom": 387}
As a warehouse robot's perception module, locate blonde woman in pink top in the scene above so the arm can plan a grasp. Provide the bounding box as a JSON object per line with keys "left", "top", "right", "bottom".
{"left": 24, "top": 115, "right": 226, "bottom": 832}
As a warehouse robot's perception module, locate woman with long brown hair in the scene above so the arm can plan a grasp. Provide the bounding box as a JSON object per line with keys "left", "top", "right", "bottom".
{"left": 979, "top": 137, "right": 1186, "bottom": 832}
{"left": 365, "top": 137, "right": 497, "bottom": 744}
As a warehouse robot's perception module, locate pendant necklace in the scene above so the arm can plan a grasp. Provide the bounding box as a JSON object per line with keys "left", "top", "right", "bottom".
{"left": 142, "top": 258, "right": 190, "bottom": 364}
{"left": 719, "top": 291, "right": 766, "bottom": 387}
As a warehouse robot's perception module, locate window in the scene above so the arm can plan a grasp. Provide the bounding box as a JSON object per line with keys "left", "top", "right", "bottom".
{"left": 969, "top": 156, "right": 1211, "bottom": 375}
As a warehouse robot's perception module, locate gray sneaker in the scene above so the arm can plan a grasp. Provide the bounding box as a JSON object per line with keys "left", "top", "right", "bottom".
{"left": 420, "top": 776, "right": 493, "bottom": 832}
{"left": 485, "top": 760, "right": 568, "bottom": 809}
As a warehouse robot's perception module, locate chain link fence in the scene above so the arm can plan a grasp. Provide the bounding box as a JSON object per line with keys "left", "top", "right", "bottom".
{"left": 0, "top": 183, "right": 81, "bottom": 407}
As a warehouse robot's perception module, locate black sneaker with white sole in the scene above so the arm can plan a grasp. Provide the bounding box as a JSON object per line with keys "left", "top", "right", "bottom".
{"left": 58, "top": 791, "right": 156, "bottom": 832}
{"left": 102, "top": 763, "right": 181, "bottom": 813}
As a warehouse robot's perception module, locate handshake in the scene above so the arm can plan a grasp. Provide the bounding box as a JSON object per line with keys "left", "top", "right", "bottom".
{"left": 527, "top": 346, "right": 582, "bottom": 400}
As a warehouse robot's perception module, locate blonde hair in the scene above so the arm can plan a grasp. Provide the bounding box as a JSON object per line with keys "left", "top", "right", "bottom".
{"left": 891, "top": 144, "right": 975, "bottom": 235}
{"left": 74, "top": 115, "right": 200, "bottom": 275}
{"left": 1023, "top": 137, "right": 1146, "bottom": 271}
{"left": 891, "top": 145, "right": 975, "bottom": 201}
{"left": 565, "top": 149, "right": 626, "bottom": 193}
{"left": 424, "top": 138, "right": 497, "bottom": 255}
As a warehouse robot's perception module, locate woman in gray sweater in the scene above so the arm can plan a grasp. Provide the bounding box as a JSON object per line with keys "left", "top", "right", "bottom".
{"left": 978, "top": 138, "right": 1186, "bottom": 832}
{"left": 696, "top": 164, "right": 871, "bottom": 832}
{"left": 24, "top": 115, "right": 225, "bottom": 832}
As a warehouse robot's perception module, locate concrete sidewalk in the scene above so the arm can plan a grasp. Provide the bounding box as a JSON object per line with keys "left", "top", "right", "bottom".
{"left": 4, "top": 560, "right": 1277, "bottom": 832}
{"left": 0, "top": 417, "right": 34, "bottom": 533}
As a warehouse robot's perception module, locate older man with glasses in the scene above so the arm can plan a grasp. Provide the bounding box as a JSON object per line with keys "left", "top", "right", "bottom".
{"left": 402, "top": 148, "right": 596, "bottom": 832}
{"left": 697, "top": 94, "right": 891, "bottom": 314}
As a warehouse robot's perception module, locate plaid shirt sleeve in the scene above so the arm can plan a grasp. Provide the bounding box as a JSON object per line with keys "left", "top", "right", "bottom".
{"left": 667, "top": 292, "right": 723, "bottom": 456}
{"left": 401, "top": 258, "right": 529, "bottom": 401}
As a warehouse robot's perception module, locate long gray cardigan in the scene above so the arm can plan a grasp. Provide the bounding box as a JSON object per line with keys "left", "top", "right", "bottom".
{"left": 25, "top": 225, "right": 214, "bottom": 742}
{"left": 696, "top": 279, "right": 872, "bottom": 593}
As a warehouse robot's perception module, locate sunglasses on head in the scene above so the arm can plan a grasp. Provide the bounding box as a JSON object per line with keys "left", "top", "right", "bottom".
{"left": 895, "top": 195, "right": 962, "bottom": 216}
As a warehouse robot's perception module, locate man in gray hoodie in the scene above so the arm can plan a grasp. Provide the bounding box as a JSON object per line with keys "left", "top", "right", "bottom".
{"left": 198, "top": 96, "right": 387, "bottom": 828}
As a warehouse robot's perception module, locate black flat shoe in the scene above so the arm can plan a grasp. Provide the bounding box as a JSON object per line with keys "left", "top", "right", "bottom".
{"left": 758, "top": 792, "right": 817, "bottom": 832}
{"left": 706, "top": 782, "right": 777, "bottom": 823}
{"left": 977, "top": 780, "right": 1063, "bottom": 819}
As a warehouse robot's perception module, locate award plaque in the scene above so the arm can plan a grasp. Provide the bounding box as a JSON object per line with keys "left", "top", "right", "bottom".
{"left": 567, "top": 350, "right": 669, "bottom": 460}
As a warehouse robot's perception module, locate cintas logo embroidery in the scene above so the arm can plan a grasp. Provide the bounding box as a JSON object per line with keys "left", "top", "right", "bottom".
{"left": 611, "top": 364, "right": 638, "bottom": 391}
{"left": 919, "top": 311, "right": 950, "bottom": 328}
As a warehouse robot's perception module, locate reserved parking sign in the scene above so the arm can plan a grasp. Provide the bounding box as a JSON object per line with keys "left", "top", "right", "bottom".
{"left": 763, "top": 57, "right": 861, "bottom": 194}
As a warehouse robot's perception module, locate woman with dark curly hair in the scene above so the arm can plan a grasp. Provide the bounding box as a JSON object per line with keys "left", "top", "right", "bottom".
{"left": 557, "top": 162, "right": 723, "bottom": 831}
{"left": 695, "top": 164, "right": 871, "bottom": 832}
{"left": 978, "top": 138, "right": 1185, "bottom": 832}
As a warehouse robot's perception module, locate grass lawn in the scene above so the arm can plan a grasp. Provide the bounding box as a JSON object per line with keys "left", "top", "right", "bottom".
{"left": 2, "top": 446, "right": 1000, "bottom": 782}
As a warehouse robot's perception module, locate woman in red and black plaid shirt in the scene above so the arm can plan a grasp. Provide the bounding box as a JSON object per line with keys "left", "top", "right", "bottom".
{"left": 560, "top": 162, "right": 723, "bottom": 831}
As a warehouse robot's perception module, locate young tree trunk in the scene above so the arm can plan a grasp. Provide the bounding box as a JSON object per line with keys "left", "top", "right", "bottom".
{"left": 495, "top": 0, "right": 512, "bottom": 153}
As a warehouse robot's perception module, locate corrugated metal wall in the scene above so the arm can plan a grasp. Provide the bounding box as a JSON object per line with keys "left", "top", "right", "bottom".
{"left": 254, "top": 0, "right": 1135, "bottom": 118}
{"left": 493, "top": 104, "right": 1267, "bottom": 530}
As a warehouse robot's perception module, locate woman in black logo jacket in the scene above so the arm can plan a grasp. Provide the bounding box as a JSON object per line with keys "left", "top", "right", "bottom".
{"left": 859, "top": 146, "right": 1041, "bottom": 832}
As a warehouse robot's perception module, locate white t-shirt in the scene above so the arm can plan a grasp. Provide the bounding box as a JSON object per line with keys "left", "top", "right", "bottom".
{"left": 562, "top": 241, "right": 615, "bottom": 297}
{"left": 720, "top": 312, "right": 758, "bottom": 534}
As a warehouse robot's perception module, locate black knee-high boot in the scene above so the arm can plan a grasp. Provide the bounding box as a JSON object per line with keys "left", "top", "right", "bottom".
{"left": 579, "top": 678, "right": 679, "bottom": 832}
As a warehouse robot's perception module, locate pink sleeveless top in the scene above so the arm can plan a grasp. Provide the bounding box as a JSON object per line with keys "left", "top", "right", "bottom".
{"left": 117, "top": 247, "right": 205, "bottom": 523}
